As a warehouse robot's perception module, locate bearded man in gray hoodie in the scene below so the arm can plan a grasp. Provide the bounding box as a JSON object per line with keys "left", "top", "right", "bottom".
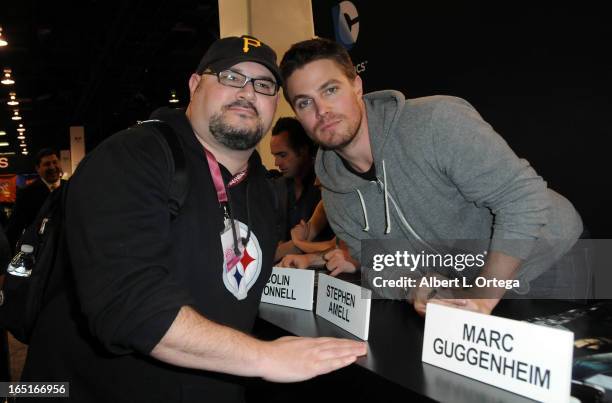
{"left": 279, "top": 38, "right": 583, "bottom": 316}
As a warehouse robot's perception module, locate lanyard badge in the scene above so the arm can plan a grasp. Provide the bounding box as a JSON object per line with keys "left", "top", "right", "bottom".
{"left": 204, "top": 148, "right": 248, "bottom": 271}
{"left": 220, "top": 208, "right": 244, "bottom": 270}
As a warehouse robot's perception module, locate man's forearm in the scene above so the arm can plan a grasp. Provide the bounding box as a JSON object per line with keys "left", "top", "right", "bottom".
{"left": 293, "top": 238, "right": 336, "bottom": 254}
{"left": 150, "top": 305, "right": 264, "bottom": 376}
{"left": 473, "top": 250, "right": 522, "bottom": 311}
{"left": 274, "top": 241, "right": 301, "bottom": 262}
{"left": 150, "top": 305, "right": 367, "bottom": 383}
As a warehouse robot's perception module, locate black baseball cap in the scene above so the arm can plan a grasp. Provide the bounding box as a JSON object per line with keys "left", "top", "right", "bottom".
{"left": 196, "top": 35, "right": 282, "bottom": 85}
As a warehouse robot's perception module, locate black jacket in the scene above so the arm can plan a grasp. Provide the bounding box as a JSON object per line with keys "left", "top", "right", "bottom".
{"left": 21, "top": 108, "right": 280, "bottom": 402}
{"left": 6, "top": 179, "right": 65, "bottom": 253}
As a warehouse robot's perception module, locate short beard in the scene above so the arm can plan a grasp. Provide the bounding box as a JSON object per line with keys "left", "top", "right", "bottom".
{"left": 318, "top": 131, "right": 355, "bottom": 151}
{"left": 209, "top": 112, "right": 264, "bottom": 151}
{"left": 317, "top": 113, "right": 362, "bottom": 151}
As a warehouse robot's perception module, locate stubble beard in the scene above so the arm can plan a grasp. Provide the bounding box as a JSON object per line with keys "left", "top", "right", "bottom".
{"left": 316, "top": 113, "right": 362, "bottom": 151}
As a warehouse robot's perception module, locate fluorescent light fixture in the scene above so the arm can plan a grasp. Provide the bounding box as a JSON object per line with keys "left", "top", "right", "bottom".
{"left": 7, "top": 92, "right": 18, "bottom": 106}
{"left": 17, "top": 135, "right": 25, "bottom": 140}
{"left": 0, "top": 27, "right": 7, "bottom": 47}
{"left": 19, "top": 143, "right": 26, "bottom": 148}
{"left": 1, "top": 69, "right": 14, "bottom": 85}
{"left": 11, "top": 110, "right": 21, "bottom": 120}
{"left": 0, "top": 142, "right": 10, "bottom": 147}
{"left": 169, "top": 89, "right": 179, "bottom": 104}
{"left": 0, "top": 131, "right": 5, "bottom": 136}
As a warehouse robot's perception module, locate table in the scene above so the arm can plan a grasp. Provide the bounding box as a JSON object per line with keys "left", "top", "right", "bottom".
{"left": 255, "top": 286, "right": 590, "bottom": 402}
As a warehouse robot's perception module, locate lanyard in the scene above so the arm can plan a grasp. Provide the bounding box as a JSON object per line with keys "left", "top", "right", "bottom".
{"left": 204, "top": 148, "right": 248, "bottom": 205}
{"left": 204, "top": 147, "right": 250, "bottom": 255}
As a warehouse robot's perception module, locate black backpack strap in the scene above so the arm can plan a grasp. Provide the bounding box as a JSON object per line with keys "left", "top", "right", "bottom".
{"left": 137, "top": 120, "right": 189, "bottom": 218}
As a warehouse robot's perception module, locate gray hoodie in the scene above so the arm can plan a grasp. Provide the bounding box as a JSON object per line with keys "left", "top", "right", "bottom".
{"left": 316, "top": 91, "right": 582, "bottom": 286}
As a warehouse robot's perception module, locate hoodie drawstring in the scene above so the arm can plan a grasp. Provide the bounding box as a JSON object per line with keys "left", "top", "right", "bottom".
{"left": 382, "top": 160, "right": 391, "bottom": 234}
{"left": 355, "top": 159, "right": 391, "bottom": 234}
{"left": 356, "top": 189, "right": 370, "bottom": 232}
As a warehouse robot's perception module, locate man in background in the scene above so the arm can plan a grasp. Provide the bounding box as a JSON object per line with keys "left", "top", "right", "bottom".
{"left": 270, "top": 117, "right": 333, "bottom": 260}
{"left": 5, "top": 148, "right": 63, "bottom": 252}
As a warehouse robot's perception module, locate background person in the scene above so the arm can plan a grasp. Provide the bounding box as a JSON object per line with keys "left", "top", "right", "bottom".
{"left": 5, "top": 148, "right": 63, "bottom": 253}
{"left": 270, "top": 117, "right": 333, "bottom": 261}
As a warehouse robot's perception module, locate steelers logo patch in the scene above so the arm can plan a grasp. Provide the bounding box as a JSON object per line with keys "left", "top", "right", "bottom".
{"left": 222, "top": 220, "right": 262, "bottom": 300}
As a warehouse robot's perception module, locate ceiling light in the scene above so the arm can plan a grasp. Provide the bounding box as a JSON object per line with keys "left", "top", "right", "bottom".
{"left": 11, "top": 110, "right": 21, "bottom": 120}
{"left": 0, "top": 27, "right": 7, "bottom": 47}
{"left": 17, "top": 135, "right": 25, "bottom": 140}
{"left": 0, "top": 131, "right": 5, "bottom": 136}
{"left": 169, "top": 89, "right": 179, "bottom": 104}
{"left": 0, "top": 152, "right": 16, "bottom": 155}
{"left": 1, "top": 69, "right": 15, "bottom": 85}
{"left": 0, "top": 142, "right": 9, "bottom": 147}
{"left": 17, "top": 124, "right": 25, "bottom": 132}
{"left": 19, "top": 143, "right": 26, "bottom": 148}
{"left": 7, "top": 92, "right": 19, "bottom": 106}
{"left": 22, "top": 151, "right": 29, "bottom": 155}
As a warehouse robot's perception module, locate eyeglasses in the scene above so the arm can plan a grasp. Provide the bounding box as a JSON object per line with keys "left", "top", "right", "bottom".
{"left": 203, "top": 69, "right": 278, "bottom": 96}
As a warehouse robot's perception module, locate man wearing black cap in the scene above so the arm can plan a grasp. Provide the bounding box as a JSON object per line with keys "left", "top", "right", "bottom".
{"left": 20, "top": 35, "right": 365, "bottom": 403}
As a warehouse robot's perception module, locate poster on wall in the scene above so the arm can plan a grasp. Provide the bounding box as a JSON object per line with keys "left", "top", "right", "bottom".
{"left": 0, "top": 175, "right": 17, "bottom": 203}
{"left": 312, "top": 0, "right": 370, "bottom": 88}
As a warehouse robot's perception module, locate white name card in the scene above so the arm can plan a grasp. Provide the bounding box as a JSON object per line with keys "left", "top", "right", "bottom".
{"left": 422, "top": 303, "right": 574, "bottom": 403}
{"left": 315, "top": 273, "right": 371, "bottom": 340}
{"left": 260, "top": 267, "right": 315, "bottom": 310}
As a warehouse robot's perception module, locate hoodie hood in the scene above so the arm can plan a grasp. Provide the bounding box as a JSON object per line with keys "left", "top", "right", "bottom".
{"left": 315, "top": 90, "right": 406, "bottom": 194}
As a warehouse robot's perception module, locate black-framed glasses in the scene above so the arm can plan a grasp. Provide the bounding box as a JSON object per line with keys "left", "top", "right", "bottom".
{"left": 203, "top": 69, "right": 278, "bottom": 96}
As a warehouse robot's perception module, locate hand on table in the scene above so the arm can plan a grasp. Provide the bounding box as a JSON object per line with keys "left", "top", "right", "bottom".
{"left": 412, "top": 284, "right": 497, "bottom": 316}
{"left": 258, "top": 336, "right": 367, "bottom": 382}
{"left": 278, "top": 253, "right": 317, "bottom": 269}
{"left": 323, "top": 248, "right": 358, "bottom": 277}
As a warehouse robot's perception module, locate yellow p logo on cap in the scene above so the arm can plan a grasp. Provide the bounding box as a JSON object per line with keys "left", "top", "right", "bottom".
{"left": 243, "top": 37, "right": 261, "bottom": 53}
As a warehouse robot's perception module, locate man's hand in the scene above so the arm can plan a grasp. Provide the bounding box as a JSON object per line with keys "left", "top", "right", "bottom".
{"left": 410, "top": 283, "right": 437, "bottom": 317}
{"left": 258, "top": 336, "right": 367, "bottom": 382}
{"left": 427, "top": 298, "right": 496, "bottom": 315}
{"left": 278, "top": 253, "right": 320, "bottom": 269}
{"left": 411, "top": 281, "right": 497, "bottom": 317}
{"left": 323, "top": 249, "right": 357, "bottom": 277}
{"left": 411, "top": 251, "right": 521, "bottom": 316}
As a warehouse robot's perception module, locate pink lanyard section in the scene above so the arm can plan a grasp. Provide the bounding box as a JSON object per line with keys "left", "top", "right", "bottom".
{"left": 204, "top": 148, "right": 249, "bottom": 205}
{"left": 204, "top": 148, "right": 228, "bottom": 203}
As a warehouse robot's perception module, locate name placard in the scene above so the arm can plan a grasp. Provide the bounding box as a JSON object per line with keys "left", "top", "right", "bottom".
{"left": 260, "top": 267, "right": 315, "bottom": 310}
{"left": 422, "top": 303, "right": 574, "bottom": 403}
{"left": 315, "top": 273, "right": 371, "bottom": 340}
